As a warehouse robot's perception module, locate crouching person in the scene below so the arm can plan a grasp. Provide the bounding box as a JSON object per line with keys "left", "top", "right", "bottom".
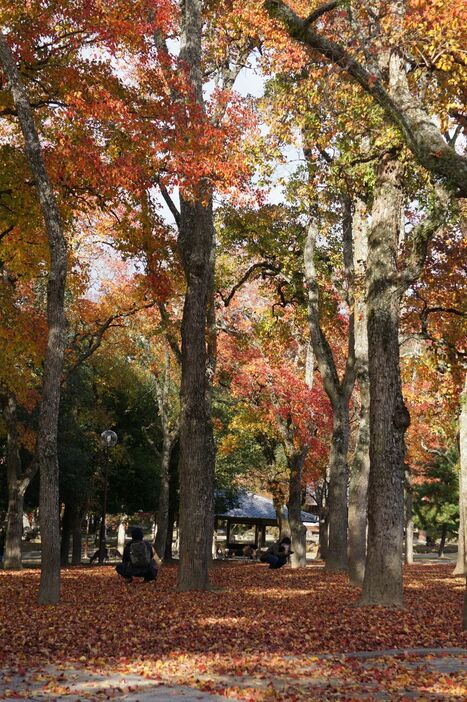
{"left": 260, "top": 536, "right": 292, "bottom": 569}
{"left": 116, "top": 527, "right": 157, "bottom": 583}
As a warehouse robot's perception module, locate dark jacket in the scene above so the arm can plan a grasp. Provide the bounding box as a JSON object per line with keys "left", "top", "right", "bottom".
{"left": 122, "top": 539, "right": 155, "bottom": 574}
{"left": 265, "top": 542, "right": 285, "bottom": 557}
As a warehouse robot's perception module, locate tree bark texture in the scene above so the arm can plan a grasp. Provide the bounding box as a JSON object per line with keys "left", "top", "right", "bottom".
{"left": 288, "top": 448, "right": 308, "bottom": 568}
{"left": 454, "top": 465, "right": 465, "bottom": 575}
{"left": 438, "top": 523, "right": 448, "bottom": 558}
{"left": 165, "top": 513, "right": 175, "bottom": 560}
{"left": 2, "top": 393, "right": 26, "bottom": 569}
{"left": 327, "top": 404, "right": 350, "bottom": 570}
{"left": 0, "top": 36, "right": 68, "bottom": 604}
{"left": 359, "top": 154, "right": 409, "bottom": 607}
{"left": 162, "top": 0, "right": 214, "bottom": 590}
{"left": 71, "top": 505, "right": 82, "bottom": 565}
{"left": 458, "top": 376, "right": 466, "bottom": 629}
{"left": 314, "top": 480, "right": 329, "bottom": 559}
{"left": 60, "top": 503, "right": 72, "bottom": 566}
{"left": 153, "top": 351, "right": 180, "bottom": 561}
{"left": 4, "top": 486, "right": 24, "bottom": 570}
{"left": 348, "top": 197, "right": 370, "bottom": 585}
{"left": 155, "top": 432, "right": 177, "bottom": 560}
{"left": 405, "top": 485, "right": 414, "bottom": 566}
{"left": 177, "top": 193, "right": 216, "bottom": 590}
{"left": 304, "top": 218, "right": 354, "bottom": 570}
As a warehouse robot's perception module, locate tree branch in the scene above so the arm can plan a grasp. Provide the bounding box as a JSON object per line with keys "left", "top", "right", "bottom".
{"left": 304, "top": 219, "right": 342, "bottom": 408}
{"left": 303, "top": 1, "right": 339, "bottom": 29}
{"left": 66, "top": 301, "right": 157, "bottom": 375}
{"left": 219, "top": 261, "right": 281, "bottom": 307}
{"left": 0, "top": 224, "right": 14, "bottom": 242}
{"left": 425, "top": 306, "right": 466, "bottom": 318}
{"left": 156, "top": 179, "right": 181, "bottom": 227}
{"left": 157, "top": 301, "right": 182, "bottom": 364}
{"left": 398, "top": 191, "right": 449, "bottom": 289}
{"left": 264, "top": 1, "right": 467, "bottom": 196}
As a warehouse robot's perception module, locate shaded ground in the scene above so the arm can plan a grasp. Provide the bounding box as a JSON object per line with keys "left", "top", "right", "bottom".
{"left": 18, "top": 540, "right": 459, "bottom": 568}
{"left": 1, "top": 562, "right": 466, "bottom": 700}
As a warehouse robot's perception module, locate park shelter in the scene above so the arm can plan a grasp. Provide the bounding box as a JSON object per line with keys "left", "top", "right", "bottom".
{"left": 215, "top": 492, "right": 318, "bottom": 552}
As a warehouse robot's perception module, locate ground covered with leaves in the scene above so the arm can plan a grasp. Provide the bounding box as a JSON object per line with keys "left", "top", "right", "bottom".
{"left": 1, "top": 562, "right": 466, "bottom": 700}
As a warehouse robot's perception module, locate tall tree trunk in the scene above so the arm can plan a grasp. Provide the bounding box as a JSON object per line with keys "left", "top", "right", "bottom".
{"left": 454, "top": 464, "right": 465, "bottom": 575}
{"left": 60, "top": 502, "right": 72, "bottom": 566}
{"left": 405, "top": 484, "right": 414, "bottom": 565}
{"left": 0, "top": 36, "right": 67, "bottom": 604}
{"left": 326, "top": 408, "right": 349, "bottom": 571}
{"left": 71, "top": 505, "right": 82, "bottom": 565}
{"left": 288, "top": 449, "right": 308, "bottom": 568}
{"left": 438, "top": 523, "right": 448, "bottom": 558}
{"left": 165, "top": 512, "right": 175, "bottom": 561}
{"left": 348, "top": 197, "right": 370, "bottom": 585}
{"left": 4, "top": 486, "right": 24, "bottom": 570}
{"left": 152, "top": 349, "right": 179, "bottom": 562}
{"left": 318, "top": 516, "right": 328, "bottom": 559}
{"left": 177, "top": 194, "right": 215, "bottom": 590}
{"left": 175, "top": 0, "right": 216, "bottom": 592}
{"left": 315, "top": 480, "right": 329, "bottom": 560}
{"left": 304, "top": 216, "right": 355, "bottom": 571}
{"left": 359, "top": 152, "right": 409, "bottom": 607}
{"left": 271, "top": 489, "right": 289, "bottom": 538}
{"left": 327, "top": 403, "right": 350, "bottom": 570}
{"left": 155, "top": 432, "right": 177, "bottom": 560}
{"left": 2, "top": 393, "right": 26, "bottom": 570}
{"left": 459, "top": 376, "right": 467, "bottom": 629}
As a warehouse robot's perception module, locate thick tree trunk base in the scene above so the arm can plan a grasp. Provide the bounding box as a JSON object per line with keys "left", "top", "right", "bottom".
{"left": 4, "top": 484, "right": 25, "bottom": 570}
{"left": 356, "top": 596, "right": 405, "bottom": 609}
{"left": 349, "top": 561, "right": 365, "bottom": 586}
{"left": 325, "top": 556, "right": 348, "bottom": 572}
{"left": 38, "top": 574, "right": 60, "bottom": 604}
{"left": 3, "top": 509, "right": 23, "bottom": 570}
{"left": 3, "top": 560, "right": 23, "bottom": 570}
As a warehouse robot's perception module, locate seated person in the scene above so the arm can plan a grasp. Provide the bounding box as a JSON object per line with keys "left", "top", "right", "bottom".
{"left": 89, "top": 540, "right": 109, "bottom": 564}
{"left": 242, "top": 544, "right": 256, "bottom": 559}
{"left": 115, "top": 527, "right": 157, "bottom": 583}
{"left": 260, "top": 536, "right": 292, "bottom": 569}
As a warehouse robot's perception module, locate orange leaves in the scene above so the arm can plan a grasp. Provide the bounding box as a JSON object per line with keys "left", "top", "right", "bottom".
{"left": 1, "top": 0, "right": 257, "bottom": 208}
{"left": 0, "top": 564, "right": 466, "bottom": 700}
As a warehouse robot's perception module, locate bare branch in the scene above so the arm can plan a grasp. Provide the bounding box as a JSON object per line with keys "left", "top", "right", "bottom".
{"left": 303, "top": 1, "right": 339, "bottom": 29}
{"left": 66, "top": 300, "right": 157, "bottom": 375}
{"left": 0, "top": 99, "right": 68, "bottom": 117}
{"left": 156, "top": 179, "right": 181, "bottom": 227}
{"left": 219, "top": 261, "right": 281, "bottom": 306}
{"left": 157, "top": 301, "right": 182, "bottom": 364}
{"left": 0, "top": 224, "right": 14, "bottom": 242}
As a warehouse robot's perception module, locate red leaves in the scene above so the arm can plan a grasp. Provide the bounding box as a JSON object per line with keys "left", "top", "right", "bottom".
{"left": 0, "top": 563, "right": 465, "bottom": 700}
{"left": 1, "top": 563, "right": 465, "bottom": 663}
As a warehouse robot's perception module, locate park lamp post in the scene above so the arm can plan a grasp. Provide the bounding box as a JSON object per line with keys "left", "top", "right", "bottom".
{"left": 98, "top": 429, "right": 118, "bottom": 565}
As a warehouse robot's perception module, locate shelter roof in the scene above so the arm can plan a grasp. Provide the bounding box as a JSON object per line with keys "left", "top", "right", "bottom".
{"left": 217, "top": 491, "right": 318, "bottom": 524}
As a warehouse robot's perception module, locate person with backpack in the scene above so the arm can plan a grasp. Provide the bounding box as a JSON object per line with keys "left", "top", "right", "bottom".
{"left": 116, "top": 526, "right": 157, "bottom": 583}
{"left": 260, "top": 536, "right": 292, "bottom": 569}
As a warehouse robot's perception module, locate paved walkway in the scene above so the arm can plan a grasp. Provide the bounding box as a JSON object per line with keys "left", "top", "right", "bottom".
{"left": 0, "top": 668, "right": 237, "bottom": 701}
{"left": 1, "top": 649, "right": 466, "bottom": 701}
